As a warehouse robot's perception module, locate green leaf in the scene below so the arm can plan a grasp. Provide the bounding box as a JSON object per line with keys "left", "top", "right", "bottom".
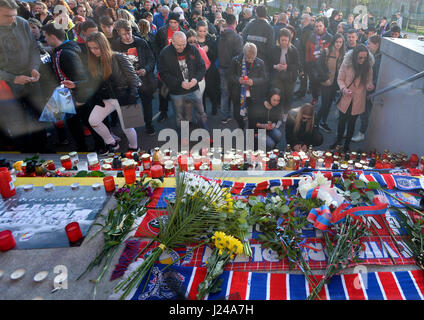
{"left": 354, "top": 180, "right": 366, "bottom": 189}
{"left": 367, "top": 181, "right": 381, "bottom": 190}
{"left": 350, "top": 191, "right": 361, "bottom": 200}
{"left": 344, "top": 179, "right": 352, "bottom": 189}
{"left": 366, "top": 190, "right": 375, "bottom": 202}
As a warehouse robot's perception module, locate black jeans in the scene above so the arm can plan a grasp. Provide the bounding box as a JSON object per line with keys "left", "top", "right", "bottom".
{"left": 305, "top": 64, "right": 321, "bottom": 99}
{"left": 139, "top": 89, "right": 153, "bottom": 128}
{"left": 158, "top": 79, "right": 169, "bottom": 114}
{"left": 336, "top": 102, "right": 359, "bottom": 148}
{"left": 359, "top": 97, "right": 373, "bottom": 134}
{"left": 316, "top": 82, "right": 338, "bottom": 125}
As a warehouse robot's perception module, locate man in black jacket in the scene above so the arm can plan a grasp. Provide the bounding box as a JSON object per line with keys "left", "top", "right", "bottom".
{"left": 155, "top": 11, "right": 186, "bottom": 122}
{"left": 217, "top": 13, "right": 242, "bottom": 124}
{"left": 42, "top": 22, "right": 91, "bottom": 151}
{"left": 241, "top": 5, "right": 274, "bottom": 70}
{"left": 229, "top": 42, "right": 267, "bottom": 130}
{"left": 112, "top": 19, "right": 156, "bottom": 135}
{"left": 158, "top": 31, "right": 208, "bottom": 133}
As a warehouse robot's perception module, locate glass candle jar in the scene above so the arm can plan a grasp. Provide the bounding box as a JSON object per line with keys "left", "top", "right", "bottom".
{"left": 87, "top": 153, "right": 100, "bottom": 170}
{"left": 212, "top": 158, "right": 222, "bottom": 171}
{"left": 123, "top": 160, "right": 137, "bottom": 185}
{"left": 141, "top": 154, "right": 151, "bottom": 171}
{"left": 69, "top": 151, "right": 79, "bottom": 166}
{"left": 164, "top": 161, "right": 175, "bottom": 177}
{"left": 60, "top": 155, "right": 73, "bottom": 170}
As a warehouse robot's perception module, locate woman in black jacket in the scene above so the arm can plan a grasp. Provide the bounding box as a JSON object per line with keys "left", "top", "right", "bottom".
{"left": 65, "top": 32, "right": 141, "bottom": 154}
{"left": 248, "top": 88, "right": 284, "bottom": 151}
{"left": 315, "top": 33, "right": 345, "bottom": 133}
{"left": 270, "top": 28, "right": 300, "bottom": 116}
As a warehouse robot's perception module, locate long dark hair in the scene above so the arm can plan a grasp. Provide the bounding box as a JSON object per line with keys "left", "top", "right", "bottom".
{"left": 352, "top": 44, "right": 371, "bottom": 85}
{"left": 327, "top": 33, "right": 345, "bottom": 66}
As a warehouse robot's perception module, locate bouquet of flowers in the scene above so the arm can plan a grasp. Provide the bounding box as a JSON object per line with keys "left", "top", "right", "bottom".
{"left": 78, "top": 176, "right": 154, "bottom": 299}
{"left": 114, "top": 172, "right": 230, "bottom": 300}
{"left": 196, "top": 231, "right": 244, "bottom": 300}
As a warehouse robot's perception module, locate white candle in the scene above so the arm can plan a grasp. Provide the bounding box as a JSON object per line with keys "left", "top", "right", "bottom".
{"left": 212, "top": 158, "right": 222, "bottom": 170}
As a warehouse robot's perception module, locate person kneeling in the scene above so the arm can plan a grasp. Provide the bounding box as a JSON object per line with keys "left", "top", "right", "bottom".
{"left": 285, "top": 103, "right": 323, "bottom": 152}
{"left": 248, "top": 88, "right": 284, "bottom": 151}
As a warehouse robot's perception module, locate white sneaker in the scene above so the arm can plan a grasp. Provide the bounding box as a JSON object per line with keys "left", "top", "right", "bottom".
{"left": 351, "top": 132, "right": 365, "bottom": 142}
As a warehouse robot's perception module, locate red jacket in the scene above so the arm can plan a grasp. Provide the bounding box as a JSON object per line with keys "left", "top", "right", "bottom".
{"left": 305, "top": 29, "right": 332, "bottom": 63}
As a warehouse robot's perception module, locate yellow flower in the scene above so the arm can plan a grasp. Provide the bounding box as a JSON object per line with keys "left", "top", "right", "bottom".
{"left": 218, "top": 249, "right": 223, "bottom": 255}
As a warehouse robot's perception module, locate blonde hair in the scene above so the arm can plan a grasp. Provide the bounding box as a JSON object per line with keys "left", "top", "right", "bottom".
{"left": 138, "top": 18, "right": 151, "bottom": 37}
{"left": 86, "top": 32, "right": 113, "bottom": 80}
{"left": 294, "top": 103, "right": 314, "bottom": 135}
{"left": 117, "top": 8, "right": 135, "bottom": 22}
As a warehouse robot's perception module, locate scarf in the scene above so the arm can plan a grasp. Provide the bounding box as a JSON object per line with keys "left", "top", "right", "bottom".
{"left": 239, "top": 55, "right": 248, "bottom": 118}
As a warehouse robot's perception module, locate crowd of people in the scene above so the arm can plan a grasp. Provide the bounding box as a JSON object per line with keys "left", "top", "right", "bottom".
{"left": 0, "top": 0, "right": 401, "bottom": 154}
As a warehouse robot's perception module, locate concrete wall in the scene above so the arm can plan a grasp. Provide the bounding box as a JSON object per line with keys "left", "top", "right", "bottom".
{"left": 363, "top": 38, "right": 424, "bottom": 155}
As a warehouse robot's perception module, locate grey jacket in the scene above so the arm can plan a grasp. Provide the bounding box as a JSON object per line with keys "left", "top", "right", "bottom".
{"left": 0, "top": 16, "right": 41, "bottom": 83}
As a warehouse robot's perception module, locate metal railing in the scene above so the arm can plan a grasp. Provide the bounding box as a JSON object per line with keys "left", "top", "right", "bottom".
{"left": 369, "top": 70, "right": 424, "bottom": 101}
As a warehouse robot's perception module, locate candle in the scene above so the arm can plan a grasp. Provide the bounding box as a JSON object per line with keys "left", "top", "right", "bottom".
{"left": 141, "top": 154, "right": 151, "bottom": 171}
{"left": 69, "top": 152, "right": 79, "bottom": 166}
{"left": 123, "top": 160, "right": 137, "bottom": 185}
{"left": 0, "top": 168, "right": 16, "bottom": 199}
{"left": 178, "top": 155, "right": 188, "bottom": 172}
{"left": 65, "top": 222, "right": 83, "bottom": 243}
{"left": 60, "top": 155, "right": 73, "bottom": 170}
{"left": 164, "top": 161, "right": 175, "bottom": 177}
{"left": 212, "top": 158, "right": 222, "bottom": 170}
{"left": 151, "top": 165, "right": 164, "bottom": 179}
{"left": 103, "top": 176, "right": 115, "bottom": 192}
{"left": 0, "top": 230, "right": 16, "bottom": 252}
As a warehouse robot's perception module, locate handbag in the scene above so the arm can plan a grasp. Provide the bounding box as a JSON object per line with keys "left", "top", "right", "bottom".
{"left": 115, "top": 102, "right": 145, "bottom": 129}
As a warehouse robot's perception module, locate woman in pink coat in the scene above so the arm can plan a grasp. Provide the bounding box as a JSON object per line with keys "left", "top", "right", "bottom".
{"left": 330, "top": 44, "right": 375, "bottom": 152}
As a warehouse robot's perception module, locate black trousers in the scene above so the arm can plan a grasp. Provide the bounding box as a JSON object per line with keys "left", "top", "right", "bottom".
{"left": 203, "top": 65, "right": 220, "bottom": 113}
{"left": 158, "top": 79, "right": 169, "bottom": 114}
{"left": 316, "top": 82, "right": 338, "bottom": 125}
{"left": 230, "top": 92, "right": 249, "bottom": 129}
{"left": 139, "top": 89, "right": 153, "bottom": 128}
{"left": 336, "top": 102, "right": 359, "bottom": 148}
{"left": 359, "top": 97, "right": 373, "bottom": 134}
{"left": 304, "top": 64, "right": 321, "bottom": 99}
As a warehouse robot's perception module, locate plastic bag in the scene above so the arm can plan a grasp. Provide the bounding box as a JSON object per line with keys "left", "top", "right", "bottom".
{"left": 39, "top": 85, "right": 76, "bottom": 122}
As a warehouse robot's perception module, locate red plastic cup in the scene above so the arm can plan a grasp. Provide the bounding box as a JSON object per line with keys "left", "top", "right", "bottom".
{"left": 0, "top": 230, "right": 16, "bottom": 252}
{"left": 65, "top": 222, "right": 83, "bottom": 243}
{"left": 103, "top": 176, "right": 115, "bottom": 192}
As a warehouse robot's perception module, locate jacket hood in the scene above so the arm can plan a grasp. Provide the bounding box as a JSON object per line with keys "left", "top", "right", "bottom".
{"left": 342, "top": 47, "right": 375, "bottom": 68}
{"left": 55, "top": 39, "right": 82, "bottom": 54}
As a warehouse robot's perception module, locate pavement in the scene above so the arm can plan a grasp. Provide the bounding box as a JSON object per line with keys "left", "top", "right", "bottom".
{"left": 31, "top": 79, "right": 367, "bottom": 158}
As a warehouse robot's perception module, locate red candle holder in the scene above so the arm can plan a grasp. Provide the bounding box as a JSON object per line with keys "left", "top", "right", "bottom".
{"left": 178, "top": 155, "right": 188, "bottom": 172}
{"left": 151, "top": 165, "right": 164, "bottom": 179}
{"left": 123, "top": 168, "right": 136, "bottom": 185}
{"left": 65, "top": 222, "right": 82, "bottom": 243}
{"left": 0, "top": 230, "right": 16, "bottom": 252}
{"left": 103, "top": 176, "right": 115, "bottom": 192}
{"left": 0, "top": 167, "right": 16, "bottom": 199}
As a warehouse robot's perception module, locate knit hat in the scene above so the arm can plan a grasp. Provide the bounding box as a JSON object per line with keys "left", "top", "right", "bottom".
{"left": 173, "top": 6, "right": 184, "bottom": 21}
{"left": 168, "top": 11, "right": 181, "bottom": 23}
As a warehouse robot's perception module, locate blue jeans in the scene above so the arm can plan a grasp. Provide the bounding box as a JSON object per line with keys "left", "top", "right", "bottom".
{"left": 219, "top": 68, "right": 231, "bottom": 120}
{"left": 259, "top": 127, "right": 283, "bottom": 150}
{"left": 170, "top": 89, "right": 209, "bottom": 131}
